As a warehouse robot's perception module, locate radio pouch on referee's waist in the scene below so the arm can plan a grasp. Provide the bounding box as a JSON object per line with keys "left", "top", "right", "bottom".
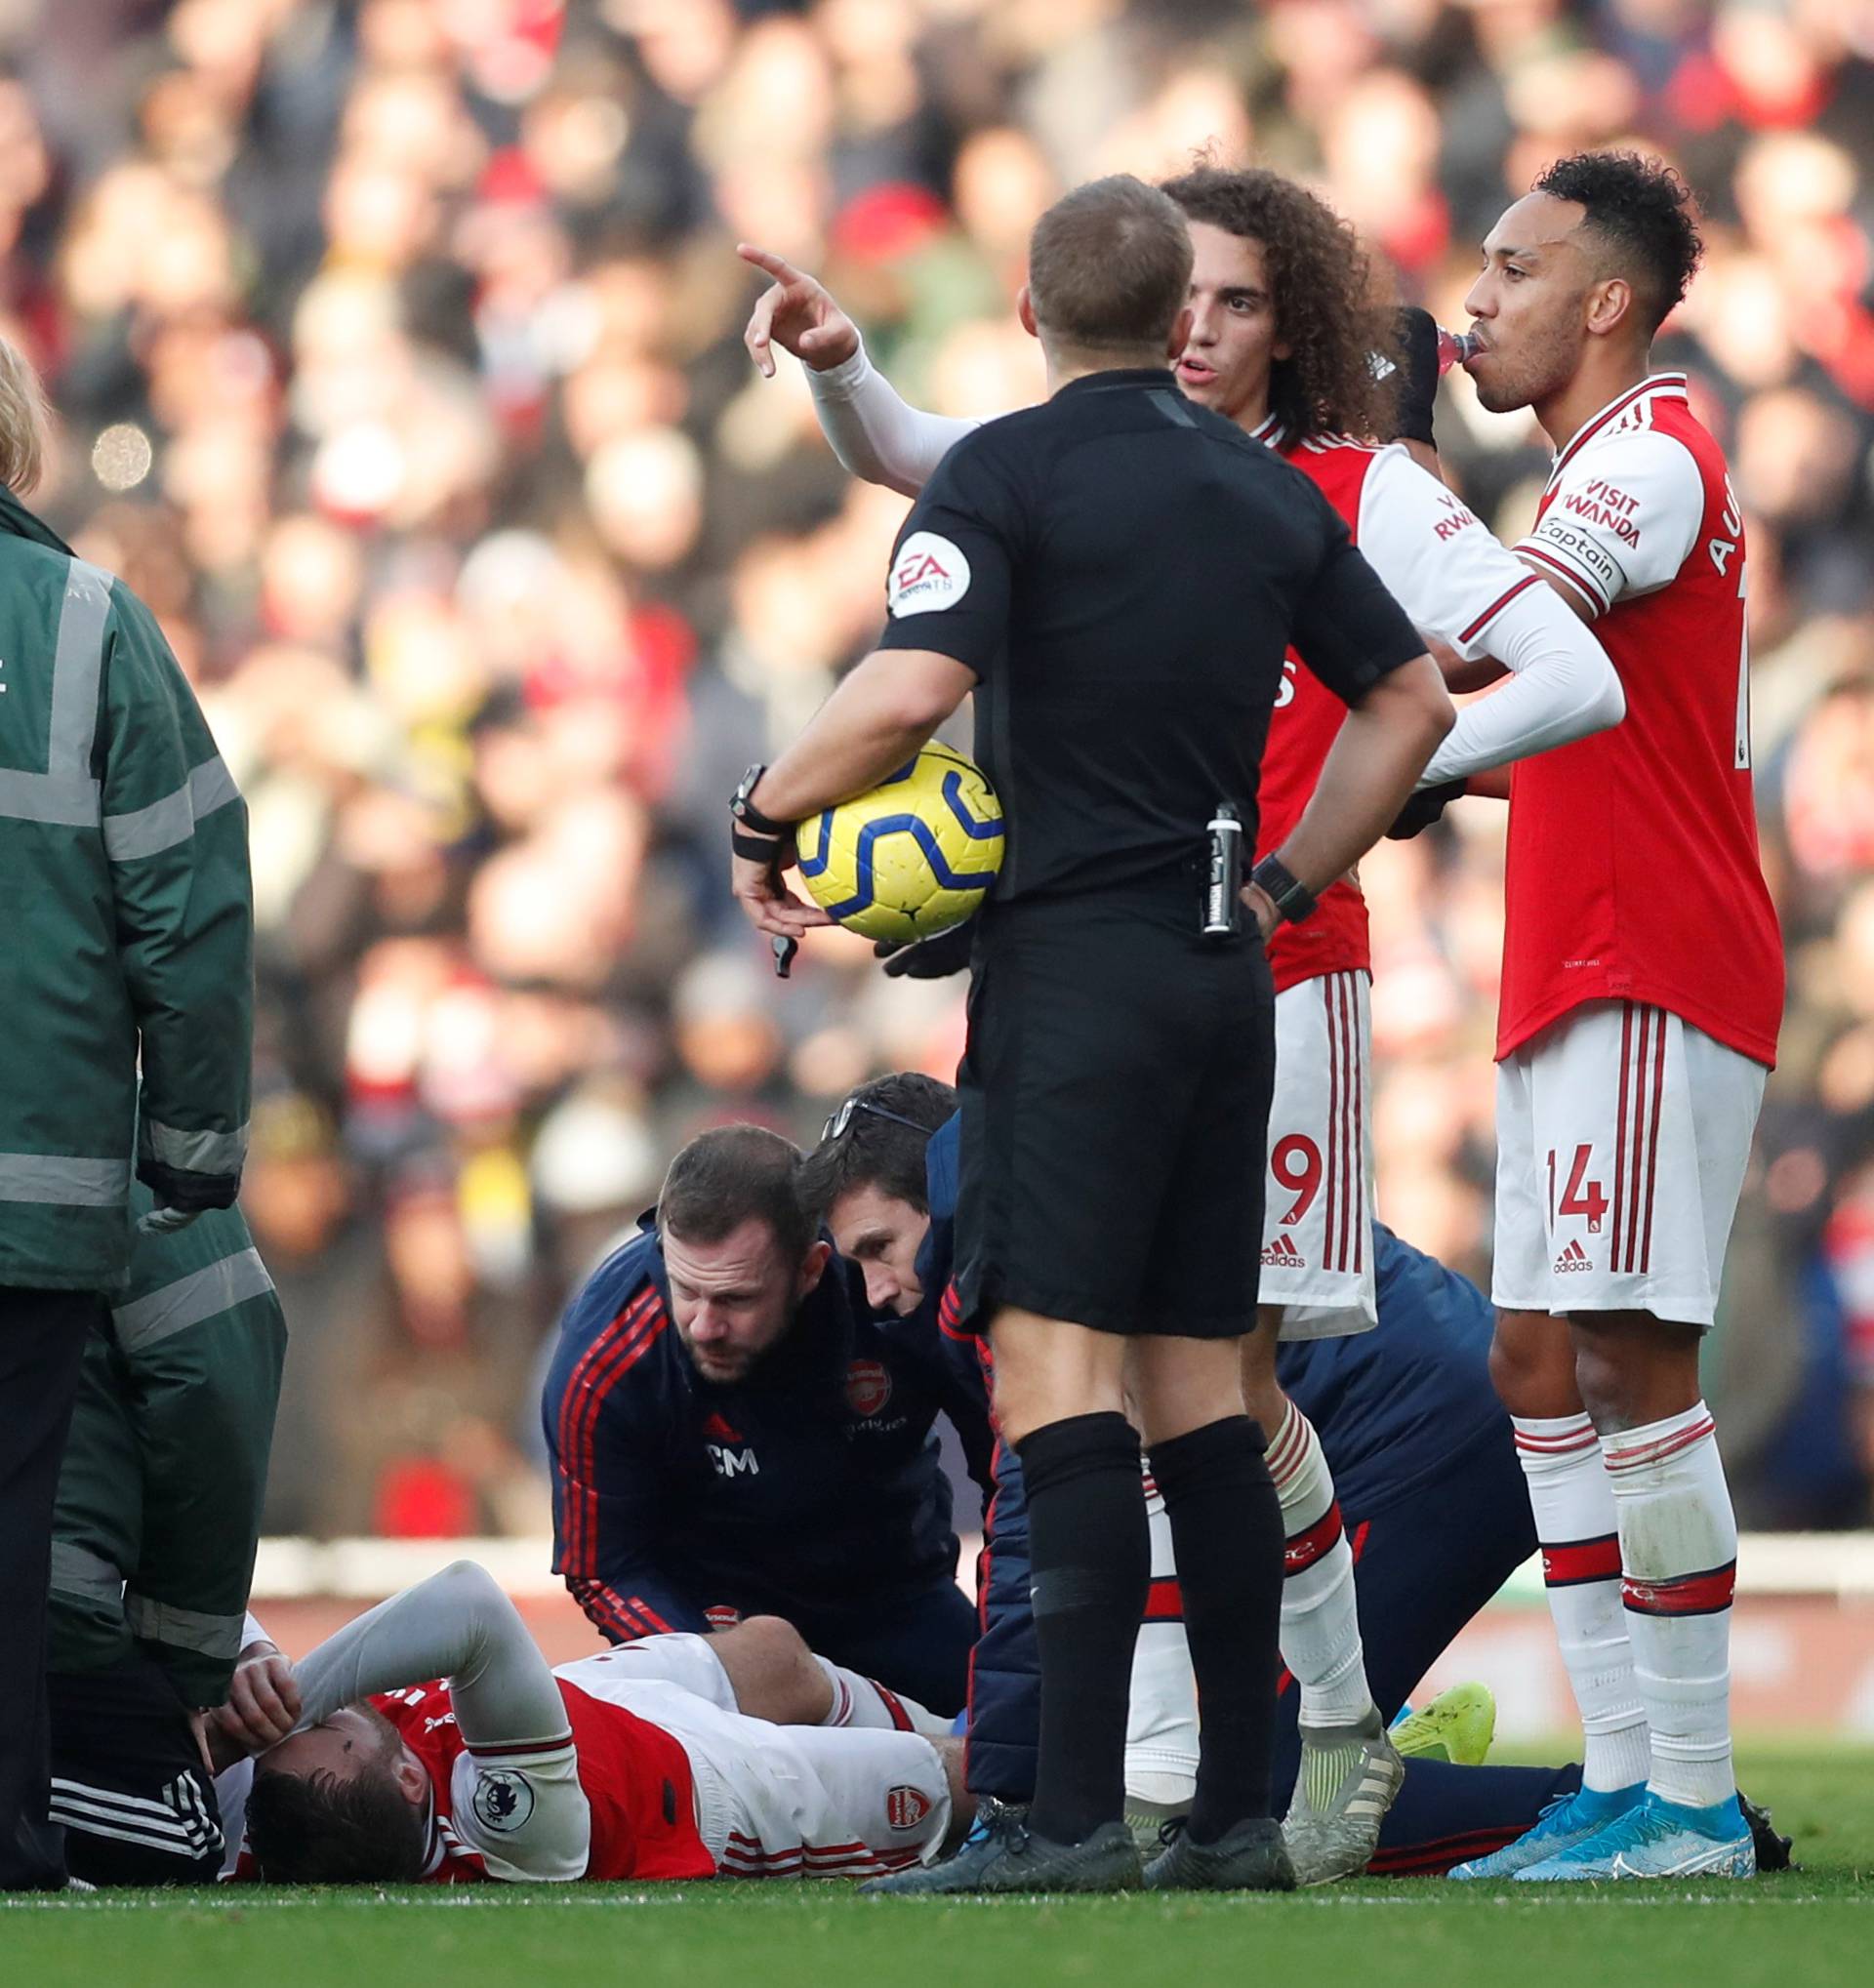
{"left": 1202, "top": 804, "right": 1243, "bottom": 940}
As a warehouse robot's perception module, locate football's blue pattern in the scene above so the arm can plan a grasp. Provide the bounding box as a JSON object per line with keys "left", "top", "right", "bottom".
{"left": 795, "top": 744, "right": 1004, "bottom": 943}
{"left": 941, "top": 770, "right": 1002, "bottom": 839}
{"left": 810, "top": 811, "right": 1001, "bottom": 919}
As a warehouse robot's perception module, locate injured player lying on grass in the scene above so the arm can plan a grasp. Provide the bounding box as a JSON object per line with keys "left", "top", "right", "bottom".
{"left": 211, "top": 1562, "right": 966, "bottom": 1885}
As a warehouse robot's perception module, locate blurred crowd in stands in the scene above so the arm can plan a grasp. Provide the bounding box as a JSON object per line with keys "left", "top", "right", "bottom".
{"left": 6, "top": 0, "right": 1873, "bottom": 1533}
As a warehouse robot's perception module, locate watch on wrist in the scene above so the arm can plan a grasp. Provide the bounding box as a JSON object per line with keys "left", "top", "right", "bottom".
{"left": 730, "top": 764, "right": 786, "bottom": 838}
{"left": 1249, "top": 853, "right": 1319, "bottom": 925}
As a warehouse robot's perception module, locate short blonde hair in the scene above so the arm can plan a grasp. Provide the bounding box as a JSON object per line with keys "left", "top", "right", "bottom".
{"left": 0, "top": 334, "right": 51, "bottom": 494}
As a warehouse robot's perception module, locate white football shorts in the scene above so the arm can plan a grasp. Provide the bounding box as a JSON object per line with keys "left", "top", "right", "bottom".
{"left": 1491, "top": 999, "right": 1766, "bottom": 1326}
{"left": 1261, "top": 970, "right": 1377, "bottom": 1339}
{"left": 552, "top": 1653, "right": 951, "bottom": 1880}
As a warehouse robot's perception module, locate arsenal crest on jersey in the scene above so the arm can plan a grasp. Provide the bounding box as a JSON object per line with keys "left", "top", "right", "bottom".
{"left": 845, "top": 1359, "right": 892, "bottom": 1418}
{"left": 886, "top": 1784, "right": 932, "bottom": 1831}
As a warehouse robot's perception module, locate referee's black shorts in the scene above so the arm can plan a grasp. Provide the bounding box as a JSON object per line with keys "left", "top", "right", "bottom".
{"left": 953, "top": 888, "right": 1275, "bottom": 1339}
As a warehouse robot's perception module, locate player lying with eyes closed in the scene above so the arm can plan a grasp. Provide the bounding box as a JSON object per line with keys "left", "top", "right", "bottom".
{"left": 210, "top": 1561, "right": 965, "bottom": 1885}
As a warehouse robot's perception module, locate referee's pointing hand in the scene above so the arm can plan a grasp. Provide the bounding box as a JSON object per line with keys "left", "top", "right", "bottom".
{"left": 739, "top": 243, "right": 862, "bottom": 378}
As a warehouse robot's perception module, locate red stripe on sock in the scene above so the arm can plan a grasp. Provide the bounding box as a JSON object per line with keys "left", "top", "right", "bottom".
{"left": 1142, "top": 1576, "right": 1184, "bottom": 1622}
{"left": 1541, "top": 1533, "right": 1623, "bottom": 1587}
{"left": 1622, "top": 1559, "right": 1736, "bottom": 1617}
{"left": 869, "top": 1680, "right": 915, "bottom": 1731}
{"left": 1283, "top": 1501, "right": 1345, "bottom": 1576}
{"left": 1604, "top": 1417, "right": 1715, "bottom": 1474}
{"left": 1515, "top": 1424, "right": 1600, "bottom": 1456}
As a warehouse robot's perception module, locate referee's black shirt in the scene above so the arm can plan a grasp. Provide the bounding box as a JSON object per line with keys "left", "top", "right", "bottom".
{"left": 875, "top": 368, "right": 1426, "bottom": 903}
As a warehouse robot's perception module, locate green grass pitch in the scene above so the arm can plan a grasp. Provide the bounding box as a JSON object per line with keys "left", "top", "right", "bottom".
{"left": 7, "top": 1747, "right": 1870, "bottom": 1988}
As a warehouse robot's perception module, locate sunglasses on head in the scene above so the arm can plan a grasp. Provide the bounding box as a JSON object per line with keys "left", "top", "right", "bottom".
{"left": 822, "top": 1096, "right": 935, "bottom": 1143}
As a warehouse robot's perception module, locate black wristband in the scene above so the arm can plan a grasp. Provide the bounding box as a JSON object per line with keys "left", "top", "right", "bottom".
{"left": 1386, "top": 777, "right": 1466, "bottom": 841}
{"left": 731, "top": 824, "right": 784, "bottom": 863}
{"left": 730, "top": 763, "right": 787, "bottom": 836}
{"left": 1393, "top": 305, "right": 1440, "bottom": 449}
{"left": 1249, "top": 854, "right": 1319, "bottom": 925}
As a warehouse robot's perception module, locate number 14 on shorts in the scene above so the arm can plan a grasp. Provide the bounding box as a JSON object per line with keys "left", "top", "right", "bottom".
{"left": 1547, "top": 1145, "right": 1608, "bottom": 1233}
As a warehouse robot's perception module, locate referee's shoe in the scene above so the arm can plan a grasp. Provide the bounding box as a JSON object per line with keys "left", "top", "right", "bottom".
{"left": 1144, "top": 1816, "right": 1296, "bottom": 1892}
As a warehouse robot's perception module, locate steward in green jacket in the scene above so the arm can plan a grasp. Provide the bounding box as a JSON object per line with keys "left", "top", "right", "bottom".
{"left": 46, "top": 1185, "right": 286, "bottom": 1883}
{"left": 0, "top": 482, "right": 253, "bottom": 1290}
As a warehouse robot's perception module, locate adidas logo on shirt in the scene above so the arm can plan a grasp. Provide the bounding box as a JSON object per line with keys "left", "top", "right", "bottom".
{"left": 1553, "top": 1238, "right": 1593, "bottom": 1274}
{"left": 1261, "top": 1235, "right": 1306, "bottom": 1270}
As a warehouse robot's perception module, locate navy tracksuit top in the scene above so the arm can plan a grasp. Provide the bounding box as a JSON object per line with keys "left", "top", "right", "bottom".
{"left": 544, "top": 1216, "right": 995, "bottom": 1646}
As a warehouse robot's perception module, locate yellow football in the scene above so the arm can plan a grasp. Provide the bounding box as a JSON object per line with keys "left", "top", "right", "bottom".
{"left": 795, "top": 744, "right": 1004, "bottom": 946}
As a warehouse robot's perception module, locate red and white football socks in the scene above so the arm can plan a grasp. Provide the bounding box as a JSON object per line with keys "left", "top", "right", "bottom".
{"left": 813, "top": 1657, "right": 951, "bottom": 1740}
{"left": 1268, "top": 1401, "right": 1374, "bottom": 1729}
{"left": 1602, "top": 1402, "right": 1738, "bottom": 1810}
{"left": 1123, "top": 1481, "right": 1199, "bottom": 1811}
{"left": 1513, "top": 1411, "right": 1650, "bottom": 1792}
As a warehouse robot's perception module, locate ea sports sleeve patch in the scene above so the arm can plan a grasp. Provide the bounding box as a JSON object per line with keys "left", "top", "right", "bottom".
{"left": 888, "top": 533, "right": 972, "bottom": 617}
{"left": 875, "top": 436, "right": 1020, "bottom": 675}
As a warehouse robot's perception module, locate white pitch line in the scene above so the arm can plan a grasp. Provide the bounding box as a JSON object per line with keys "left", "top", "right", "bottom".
{"left": 4, "top": 1888, "right": 1864, "bottom": 1913}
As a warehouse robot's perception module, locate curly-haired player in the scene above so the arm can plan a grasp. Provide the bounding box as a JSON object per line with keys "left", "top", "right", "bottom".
{"left": 740, "top": 162, "right": 1622, "bottom": 1887}
{"left": 1155, "top": 163, "right": 1400, "bottom": 455}
{"left": 1432, "top": 152, "right": 1780, "bottom": 1884}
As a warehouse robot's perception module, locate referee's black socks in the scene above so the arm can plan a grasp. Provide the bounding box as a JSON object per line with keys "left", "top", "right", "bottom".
{"left": 1016, "top": 1410, "right": 1150, "bottom": 1846}
{"left": 1150, "top": 1415, "right": 1285, "bottom": 1845}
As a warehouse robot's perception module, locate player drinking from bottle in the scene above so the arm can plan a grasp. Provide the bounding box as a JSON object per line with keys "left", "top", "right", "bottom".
{"left": 1422, "top": 151, "right": 1781, "bottom": 1883}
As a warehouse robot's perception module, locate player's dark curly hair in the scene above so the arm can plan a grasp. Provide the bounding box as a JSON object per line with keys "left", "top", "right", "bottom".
{"left": 246, "top": 1766, "right": 429, "bottom": 1885}
{"left": 1157, "top": 162, "right": 1400, "bottom": 443}
{"left": 1533, "top": 151, "right": 1703, "bottom": 335}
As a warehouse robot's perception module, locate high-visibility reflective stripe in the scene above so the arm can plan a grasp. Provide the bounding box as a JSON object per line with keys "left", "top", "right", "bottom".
{"left": 48, "top": 560, "right": 113, "bottom": 775}
{"left": 0, "top": 767, "right": 98, "bottom": 826}
{"left": 50, "top": 1540, "right": 125, "bottom": 1603}
{"left": 0, "top": 555, "right": 112, "bottom": 827}
{"left": 113, "top": 1247, "right": 275, "bottom": 1351}
{"left": 125, "top": 1593, "right": 246, "bottom": 1659}
{"left": 102, "top": 782, "right": 194, "bottom": 860}
{"left": 189, "top": 753, "right": 240, "bottom": 819}
{"left": 141, "top": 1117, "right": 248, "bottom": 1176}
{"left": 0, "top": 1152, "right": 129, "bottom": 1205}
{"left": 102, "top": 754, "right": 242, "bottom": 862}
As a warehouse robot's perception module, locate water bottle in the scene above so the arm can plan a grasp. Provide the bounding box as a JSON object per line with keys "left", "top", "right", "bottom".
{"left": 1202, "top": 803, "right": 1243, "bottom": 940}
{"left": 1436, "top": 326, "right": 1482, "bottom": 374}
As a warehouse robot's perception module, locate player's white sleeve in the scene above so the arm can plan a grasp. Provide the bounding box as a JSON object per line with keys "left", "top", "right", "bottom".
{"left": 292, "top": 1561, "right": 590, "bottom": 1882}
{"left": 1515, "top": 426, "right": 1704, "bottom": 616}
{"left": 807, "top": 337, "right": 985, "bottom": 497}
{"left": 240, "top": 1611, "right": 270, "bottom": 1653}
{"left": 1354, "top": 447, "right": 1625, "bottom": 784}
{"left": 1416, "top": 580, "right": 1625, "bottom": 783}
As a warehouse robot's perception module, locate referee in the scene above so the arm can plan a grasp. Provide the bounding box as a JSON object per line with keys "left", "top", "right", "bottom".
{"left": 730, "top": 176, "right": 1452, "bottom": 1892}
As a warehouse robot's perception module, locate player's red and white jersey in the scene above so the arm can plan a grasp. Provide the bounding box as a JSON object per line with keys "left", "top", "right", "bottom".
{"left": 369, "top": 1677, "right": 712, "bottom": 1885}
{"left": 1256, "top": 417, "right": 1554, "bottom": 994}
{"left": 1501, "top": 374, "right": 1782, "bottom": 1067}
